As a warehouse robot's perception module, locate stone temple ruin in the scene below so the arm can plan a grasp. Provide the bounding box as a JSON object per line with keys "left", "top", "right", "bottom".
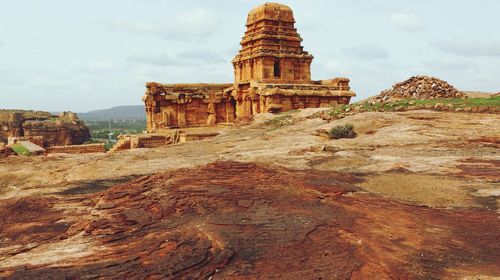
{"left": 143, "top": 2, "right": 355, "bottom": 133}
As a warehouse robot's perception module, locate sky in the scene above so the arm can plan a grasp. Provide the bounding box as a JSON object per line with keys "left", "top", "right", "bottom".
{"left": 1, "top": 0, "right": 499, "bottom": 112}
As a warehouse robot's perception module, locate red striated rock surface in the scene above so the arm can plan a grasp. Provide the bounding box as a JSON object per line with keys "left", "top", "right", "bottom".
{"left": 0, "top": 161, "right": 499, "bottom": 279}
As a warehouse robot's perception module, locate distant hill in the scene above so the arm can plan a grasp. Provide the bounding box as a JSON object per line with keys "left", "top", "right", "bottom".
{"left": 78, "top": 105, "right": 145, "bottom": 121}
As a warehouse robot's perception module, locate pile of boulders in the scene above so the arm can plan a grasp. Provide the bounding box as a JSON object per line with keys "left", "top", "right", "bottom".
{"left": 377, "top": 76, "right": 465, "bottom": 101}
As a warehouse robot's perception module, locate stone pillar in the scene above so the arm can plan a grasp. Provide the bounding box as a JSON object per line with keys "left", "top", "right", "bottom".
{"left": 226, "top": 101, "right": 235, "bottom": 123}
{"left": 235, "top": 100, "right": 245, "bottom": 118}
{"left": 243, "top": 98, "right": 252, "bottom": 117}
{"left": 207, "top": 102, "right": 217, "bottom": 125}
{"left": 177, "top": 104, "right": 187, "bottom": 127}
{"left": 144, "top": 97, "right": 156, "bottom": 133}
{"left": 251, "top": 98, "right": 260, "bottom": 114}
{"left": 162, "top": 111, "right": 170, "bottom": 128}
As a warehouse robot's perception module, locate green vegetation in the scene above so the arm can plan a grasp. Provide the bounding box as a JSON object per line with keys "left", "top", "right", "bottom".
{"left": 329, "top": 124, "right": 357, "bottom": 139}
{"left": 104, "top": 142, "right": 115, "bottom": 151}
{"left": 385, "top": 96, "right": 500, "bottom": 107}
{"left": 329, "top": 104, "right": 351, "bottom": 116}
{"left": 328, "top": 96, "right": 500, "bottom": 118}
{"left": 86, "top": 119, "right": 145, "bottom": 136}
{"left": 11, "top": 144, "right": 30, "bottom": 155}
{"left": 264, "top": 114, "right": 294, "bottom": 130}
{"left": 82, "top": 119, "right": 146, "bottom": 151}
{"left": 85, "top": 119, "right": 146, "bottom": 133}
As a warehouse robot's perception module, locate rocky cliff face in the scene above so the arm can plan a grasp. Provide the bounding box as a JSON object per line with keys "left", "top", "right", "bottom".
{"left": 0, "top": 110, "right": 90, "bottom": 146}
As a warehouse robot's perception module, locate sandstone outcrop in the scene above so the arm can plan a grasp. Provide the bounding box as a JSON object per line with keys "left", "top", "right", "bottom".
{"left": 0, "top": 161, "right": 499, "bottom": 279}
{"left": 0, "top": 110, "right": 90, "bottom": 147}
{"left": 378, "top": 75, "right": 465, "bottom": 100}
{"left": 0, "top": 108, "right": 499, "bottom": 278}
{"left": 143, "top": 2, "right": 355, "bottom": 132}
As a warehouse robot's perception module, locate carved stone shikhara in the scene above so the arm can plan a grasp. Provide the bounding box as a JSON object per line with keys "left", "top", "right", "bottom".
{"left": 143, "top": 2, "right": 355, "bottom": 132}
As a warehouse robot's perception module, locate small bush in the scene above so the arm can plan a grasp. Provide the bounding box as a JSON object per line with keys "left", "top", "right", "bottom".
{"left": 329, "top": 124, "right": 357, "bottom": 139}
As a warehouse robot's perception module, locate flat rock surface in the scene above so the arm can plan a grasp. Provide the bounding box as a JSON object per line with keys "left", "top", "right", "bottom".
{"left": 18, "top": 141, "right": 45, "bottom": 153}
{"left": 0, "top": 110, "right": 499, "bottom": 279}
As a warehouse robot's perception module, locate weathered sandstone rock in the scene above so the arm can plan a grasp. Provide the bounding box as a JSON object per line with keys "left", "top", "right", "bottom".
{"left": 0, "top": 110, "right": 90, "bottom": 146}
{"left": 0, "top": 161, "right": 499, "bottom": 279}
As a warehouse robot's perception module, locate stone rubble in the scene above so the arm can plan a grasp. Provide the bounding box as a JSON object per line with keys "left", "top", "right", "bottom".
{"left": 378, "top": 75, "right": 466, "bottom": 101}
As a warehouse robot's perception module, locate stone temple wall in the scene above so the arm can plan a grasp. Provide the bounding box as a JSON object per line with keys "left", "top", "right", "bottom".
{"left": 143, "top": 83, "right": 235, "bottom": 132}
{"left": 46, "top": 143, "right": 106, "bottom": 154}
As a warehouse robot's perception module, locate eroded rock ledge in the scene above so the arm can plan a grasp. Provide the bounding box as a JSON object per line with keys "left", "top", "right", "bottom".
{"left": 0, "top": 110, "right": 90, "bottom": 147}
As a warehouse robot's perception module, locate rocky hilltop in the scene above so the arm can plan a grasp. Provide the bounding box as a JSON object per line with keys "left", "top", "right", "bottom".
{"left": 0, "top": 110, "right": 90, "bottom": 146}
{"left": 0, "top": 108, "right": 499, "bottom": 279}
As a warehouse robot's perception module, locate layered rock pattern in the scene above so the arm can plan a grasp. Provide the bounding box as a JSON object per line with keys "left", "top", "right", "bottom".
{"left": 1, "top": 161, "right": 499, "bottom": 279}
{"left": 379, "top": 75, "right": 466, "bottom": 100}
{"left": 0, "top": 110, "right": 90, "bottom": 146}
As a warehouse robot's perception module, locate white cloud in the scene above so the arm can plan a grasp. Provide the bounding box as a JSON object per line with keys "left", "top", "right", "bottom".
{"left": 424, "top": 58, "right": 478, "bottom": 72}
{"left": 71, "top": 60, "right": 116, "bottom": 74}
{"left": 127, "top": 49, "right": 228, "bottom": 67}
{"left": 178, "top": 49, "right": 227, "bottom": 63}
{"left": 0, "top": 72, "right": 69, "bottom": 89}
{"left": 127, "top": 52, "right": 183, "bottom": 66}
{"left": 433, "top": 39, "right": 500, "bottom": 57}
{"left": 342, "top": 44, "right": 390, "bottom": 60}
{"left": 107, "top": 9, "right": 217, "bottom": 41}
{"left": 29, "top": 76, "right": 69, "bottom": 89}
{"left": 389, "top": 13, "right": 426, "bottom": 32}
{"left": 0, "top": 70, "right": 25, "bottom": 86}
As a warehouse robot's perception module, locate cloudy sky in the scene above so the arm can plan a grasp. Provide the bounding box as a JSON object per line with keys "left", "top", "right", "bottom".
{"left": 1, "top": 0, "right": 499, "bottom": 112}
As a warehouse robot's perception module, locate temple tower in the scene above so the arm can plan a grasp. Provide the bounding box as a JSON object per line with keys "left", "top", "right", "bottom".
{"left": 142, "top": 2, "right": 355, "bottom": 131}
{"left": 232, "top": 2, "right": 313, "bottom": 84}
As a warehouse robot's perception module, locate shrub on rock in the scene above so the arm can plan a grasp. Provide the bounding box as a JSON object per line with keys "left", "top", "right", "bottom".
{"left": 329, "top": 124, "right": 357, "bottom": 139}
